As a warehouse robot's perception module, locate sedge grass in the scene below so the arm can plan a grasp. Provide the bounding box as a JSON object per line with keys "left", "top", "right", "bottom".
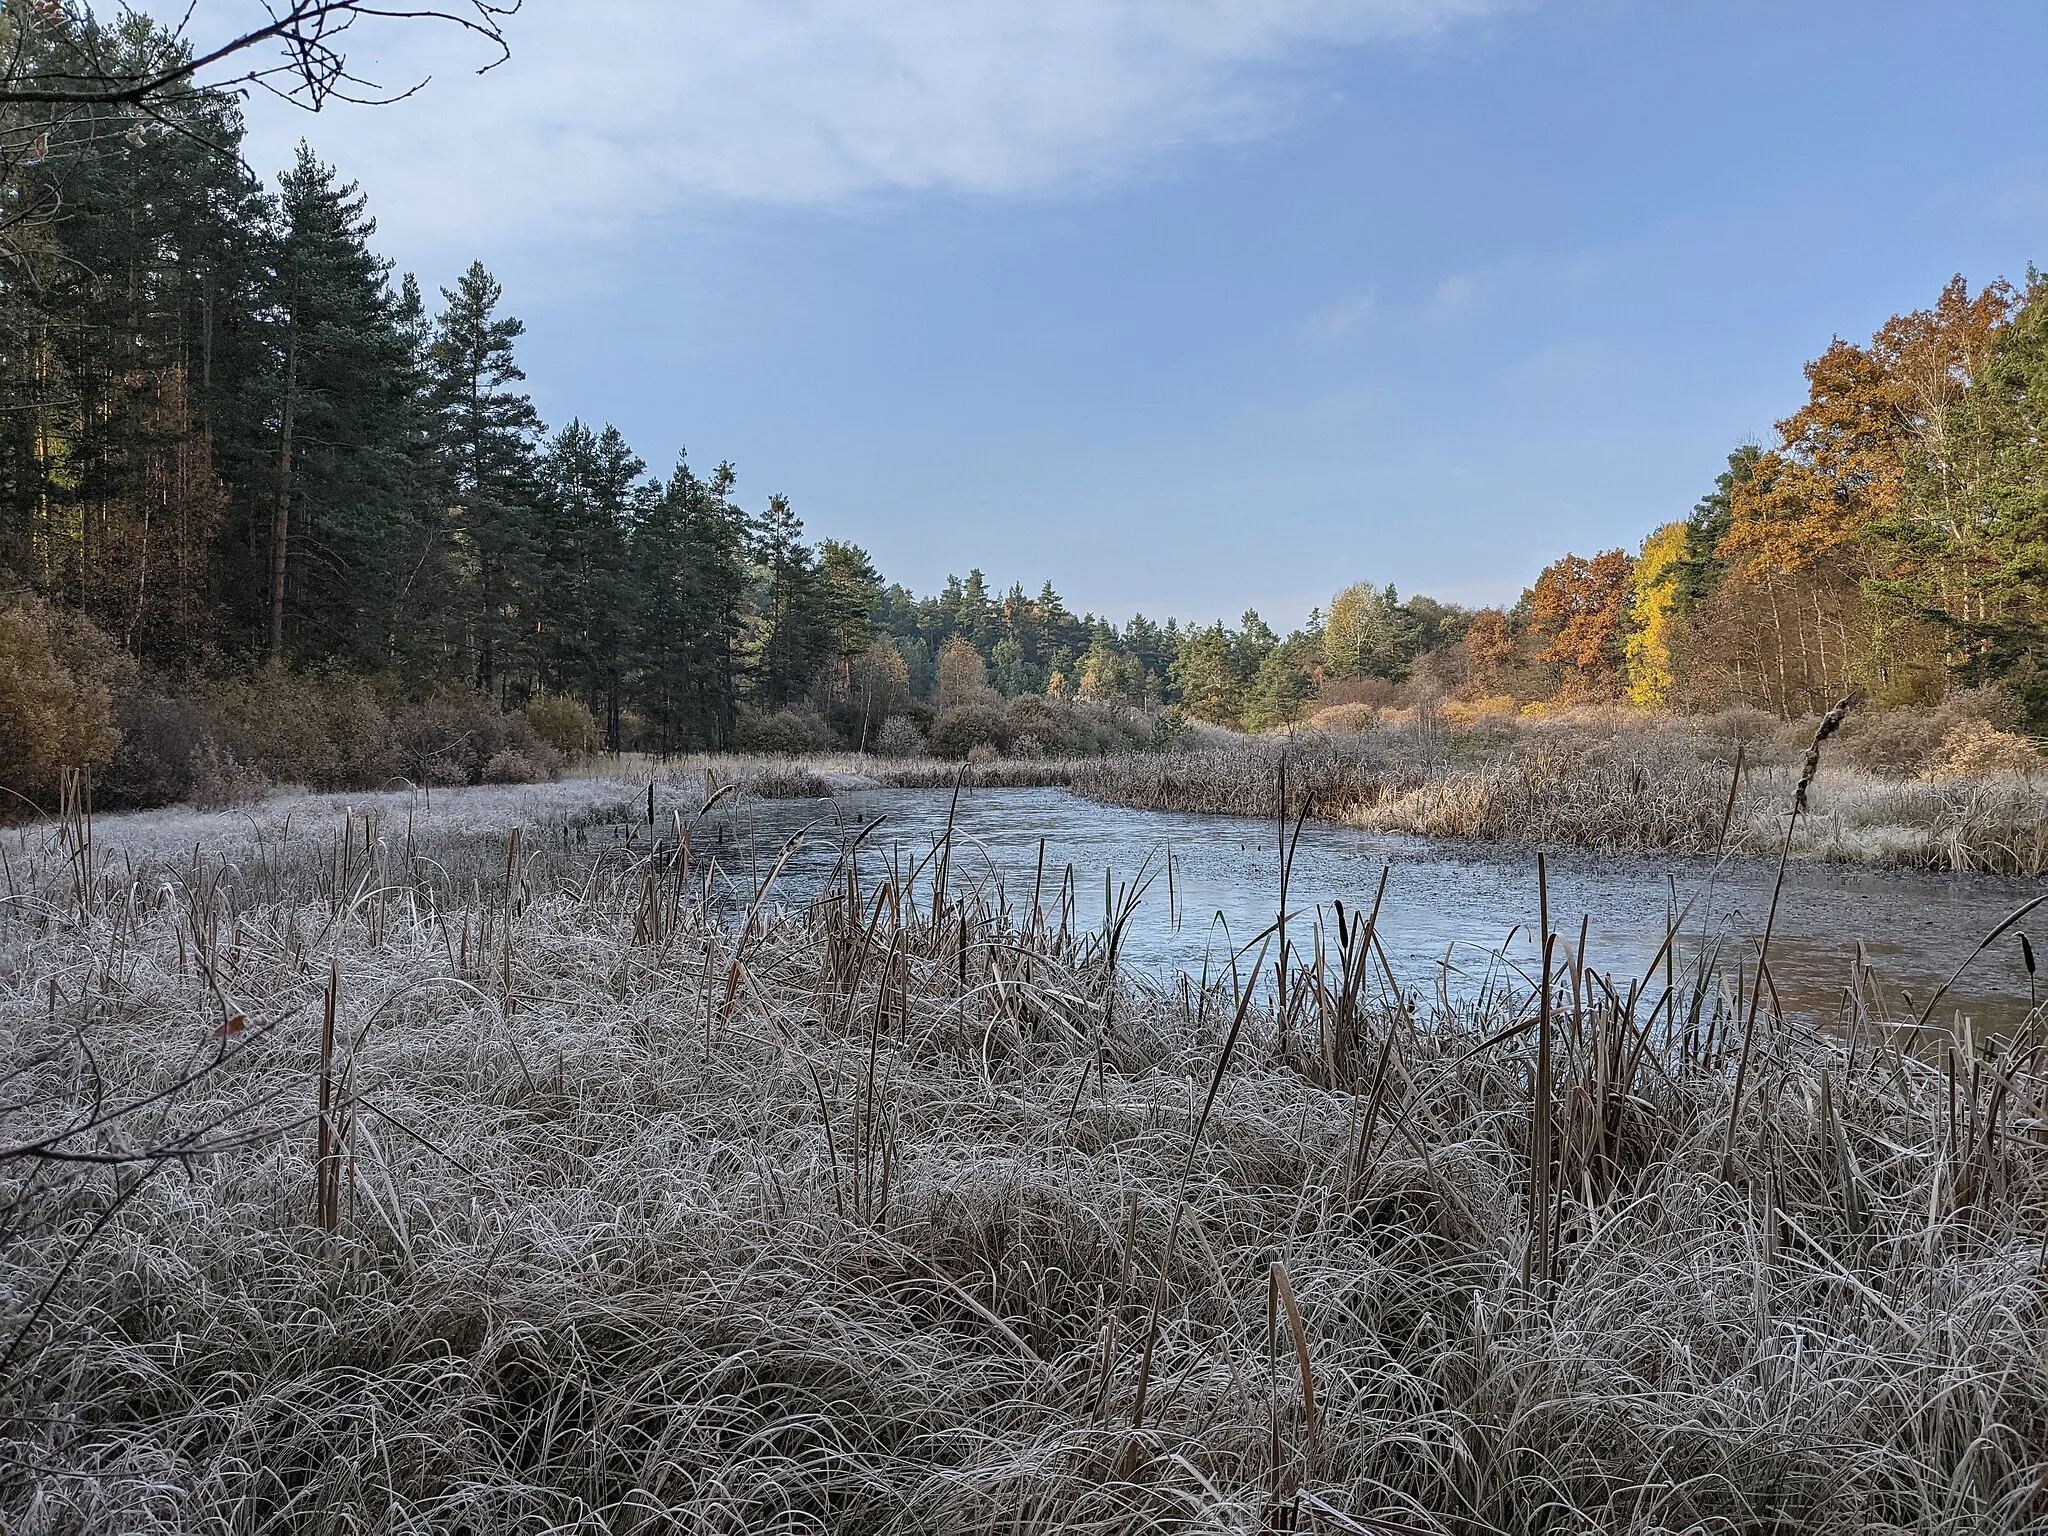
{"left": 1, "top": 780, "right": 2045, "bottom": 1532}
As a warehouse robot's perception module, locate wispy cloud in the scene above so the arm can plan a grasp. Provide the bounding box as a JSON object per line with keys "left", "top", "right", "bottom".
{"left": 1299, "top": 289, "right": 1378, "bottom": 341}
{"left": 1431, "top": 272, "right": 1479, "bottom": 312}
{"left": 230, "top": 0, "right": 1500, "bottom": 251}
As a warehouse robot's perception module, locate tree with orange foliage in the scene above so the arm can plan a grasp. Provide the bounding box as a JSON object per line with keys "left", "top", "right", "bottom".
{"left": 1461, "top": 607, "right": 1517, "bottom": 689}
{"left": 1723, "top": 276, "right": 2011, "bottom": 581}
{"left": 1703, "top": 276, "right": 2014, "bottom": 710}
{"left": 1528, "top": 550, "right": 1634, "bottom": 699}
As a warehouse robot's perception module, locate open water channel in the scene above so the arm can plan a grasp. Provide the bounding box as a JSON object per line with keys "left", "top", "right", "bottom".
{"left": 692, "top": 784, "right": 2044, "bottom": 1033}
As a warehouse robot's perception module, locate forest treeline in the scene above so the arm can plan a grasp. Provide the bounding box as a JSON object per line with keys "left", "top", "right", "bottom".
{"left": 2, "top": 9, "right": 2043, "bottom": 811}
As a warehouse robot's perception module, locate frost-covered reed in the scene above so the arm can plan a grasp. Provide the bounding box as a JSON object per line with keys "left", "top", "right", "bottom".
{"left": 1070, "top": 719, "right": 2048, "bottom": 875}
{"left": 3, "top": 778, "right": 2046, "bottom": 1532}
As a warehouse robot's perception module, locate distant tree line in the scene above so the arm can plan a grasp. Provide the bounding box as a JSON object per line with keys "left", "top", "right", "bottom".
{"left": 4, "top": 6, "right": 2043, "bottom": 789}
{"left": 1195, "top": 272, "right": 2048, "bottom": 732}
{"left": 1441, "top": 274, "right": 2048, "bottom": 726}
{"left": 0, "top": 9, "right": 1186, "bottom": 759}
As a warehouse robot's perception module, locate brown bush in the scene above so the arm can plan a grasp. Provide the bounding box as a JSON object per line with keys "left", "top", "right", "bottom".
{"left": 928, "top": 702, "right": 1010, "bottom": 760}
{"left": 188, "top": 741, "right": 272, "bottom": 809}
{"left": 207, "top": 665, "right": 399, "bottom": 790}
{"left": 1833, "top": 691, "right": 2025, "bottom": 780}
{"left": 101, "top": 692, "right": 223, "bottom": 809}
{"left": 1318, "top": 675, "right": 1403, "bottom": 711}
{"left": 0, "top": 601, "right": 120, "bottom": 814}
{"left": 1004, "top": 694, "right": 1075, "bottom": 753}
{"left": 1930, "top": 719, "right": 2042, "bottom": 780}
{"left": 874, "top": 715, "right": 927, "bottom": 757}
{"left": 525, "top": 693, "right": 602, "bottom": 758}
{"left": 394, "top": 693, "right": 561, "bottom": 787}
{"left": 733, "top": 706, "right": 839, "bottom": 756}
{"left": 1300, "top": 702, "right": 1380, "bottom": 733}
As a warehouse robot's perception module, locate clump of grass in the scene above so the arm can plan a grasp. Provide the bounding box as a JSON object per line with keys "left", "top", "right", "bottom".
{"left": 3, "top": 776, "right": 2047, "bottom": 1531}
{"left": 869, "top": 757, "right": 1082, "bottom": 790}
{"left": 1069, "top": 714, "right": 2048, "bottom": 874}
{"left": 743, "top": 763, "right": 835, "bottom": 799}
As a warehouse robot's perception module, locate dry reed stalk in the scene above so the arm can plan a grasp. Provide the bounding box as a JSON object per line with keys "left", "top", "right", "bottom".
{"left": 314, "top": 957, "right": 341, "bottom": 1232}
{"left": 8, "top": 774, "right": 2048, "bottom": 1533}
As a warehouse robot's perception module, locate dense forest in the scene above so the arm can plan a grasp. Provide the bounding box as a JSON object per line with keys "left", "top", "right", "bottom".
{"left": 2, "top": 8, "right": 2044, "bottom": 811}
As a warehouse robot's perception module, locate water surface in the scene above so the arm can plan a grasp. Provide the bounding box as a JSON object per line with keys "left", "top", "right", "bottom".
{"left": 700, "top": 785, "right": 2042, "bottom": 1031}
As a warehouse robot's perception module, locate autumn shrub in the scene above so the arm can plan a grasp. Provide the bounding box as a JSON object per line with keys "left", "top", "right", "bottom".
{"left": 1437, "top": 695, "right": 1519, "bottom": 726}
{"left": 99, "top": 691, "right": 222, "bottom": 809}
{"left": 1822, "top": 690, "right": 2026, "bottom": 780}
{"left": 1317, "top": 674, "right": 1403, "bottom": 710}
{"left": 733, "top": 705, "right": 839, "bottom": 756}
{"left": 874, "top": 715, "right": 926, "bottom": 757}
{"left": 1832, "top": 705, "right": 1956, "bottom": 778}
{"left": 393, "top": 693, "right": 561, "bottom": 787}
{"left": 1930, "top": 719, "right": 2042, "bottom": 779}
{"left": 1003, "top": 694, "right": 1074, "bottom": 754}
{"left": 1300, "top": 701, "right": 1379, "bottom": 733}
{"left": 927, "top": 702, "right": 1011, "bottom": 760}
{"left": 1033, "top": 698, "right": 1159, "bottom": 758}
{"left": 0, "top": 600, "right": 121, "bottom": 814}
{"left": 187, "top": 740, "right": 272, "bottom": 809}
{"left": 206, "top": 665, "right": 399, "bottom": 790}
{"left": 525, "top": 693, "right": 603, "bottom": 758}
{"left": 1691, "top": 703, "right": 1792, "bottom": 760}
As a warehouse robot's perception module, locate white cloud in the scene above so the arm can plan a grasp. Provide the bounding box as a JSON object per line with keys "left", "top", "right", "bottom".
{"left": 1431, "top": 272, "right": 1478, "bottom": 311}
{"left": 1300, "top": 289, "right": 1378, "bottom": 341}
{"left": 215, "top": 0, "right": 1499, "bottom": 251}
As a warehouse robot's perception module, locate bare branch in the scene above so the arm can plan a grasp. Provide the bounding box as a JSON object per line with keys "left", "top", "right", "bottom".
{"left": 0, "top": 1, "right": 518, "bottom": 111}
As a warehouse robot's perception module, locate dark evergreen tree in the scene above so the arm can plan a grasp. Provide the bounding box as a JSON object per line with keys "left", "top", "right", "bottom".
{"left": 537, "top": 420, "right": 644, "bottom": 744}
{"left": 629, "top": 457, "right": 750, "bottom": 750}
{"left": 1677, "top": 445, "right": 1761, "bottom": 615}
{"left": 0, "top": 9, "right": 269, "bottom": 661}
{"left": 748, "top": 493, "right": 827, "bottom": 709}
{"left": 815, "top": 539, "right": 881, "bottom": 681}
{"left": 260, "top": 145, "right": 420, "bottom": 666}
{"left": 426, "top": 261, "right": 542, "bottom": 699}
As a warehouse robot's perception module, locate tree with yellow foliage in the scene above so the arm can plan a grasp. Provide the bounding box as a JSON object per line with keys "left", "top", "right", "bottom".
{"left": 1625, "top": 522, "right": 1687, "bottom": 709}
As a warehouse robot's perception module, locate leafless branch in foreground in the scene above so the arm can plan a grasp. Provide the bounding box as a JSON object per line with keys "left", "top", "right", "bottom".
{"left": 0, "top": 1, "right": 518, "bottom": 112}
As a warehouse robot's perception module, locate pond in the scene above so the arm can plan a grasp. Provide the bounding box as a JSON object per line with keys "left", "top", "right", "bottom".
{"left": 697, "top": 784, "right": 2044, "bottom": 1031}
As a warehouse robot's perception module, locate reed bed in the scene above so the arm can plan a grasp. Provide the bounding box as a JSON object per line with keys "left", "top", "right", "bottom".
{"left": 3, "top": 773, "right": 2046, "bottom": 1533}
{"left": 583, "top": 750, "right": 1084, "bottom": 794}
{"left": 1071, "top": 723, "right": 2048, "bottom": 875}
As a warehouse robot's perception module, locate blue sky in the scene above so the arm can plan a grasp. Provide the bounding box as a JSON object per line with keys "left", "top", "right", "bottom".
{"left": 231, "top": 0, "right": 2048, "bottom": 627}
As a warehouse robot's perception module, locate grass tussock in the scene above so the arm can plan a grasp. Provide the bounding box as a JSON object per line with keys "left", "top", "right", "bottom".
{"left": 1071, "top": 710, "right": 2048, "bottom": 874}
{"left": 3, "top": 776, "right": 2047, "bottom": 1532}
{"left": 591, "top": 750, "right": 1086, "bottom": 794}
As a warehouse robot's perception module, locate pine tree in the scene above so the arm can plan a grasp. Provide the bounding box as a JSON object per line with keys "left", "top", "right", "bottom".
{"left": 629, "top": 458, "right": 750, "bottom": 750}
{"left": 537, "top": 420, "right": 643, "bottom": 741}
{"left": 0, "top": 8, "right": 267, "bottom": 661}
{"left": 382, "top": 272, "right": 463, "bottom": 685}
{"left": 426, "top": 261, "right": 542, "bottom": 699}
{"left": 815, "top": 539, "right": 881, "bottom": 684}
{"left": 261, "top": 145, "right": 419, "bottom": 665}
{"left": 748, "top": 493, "right": 827, "bottom": 709}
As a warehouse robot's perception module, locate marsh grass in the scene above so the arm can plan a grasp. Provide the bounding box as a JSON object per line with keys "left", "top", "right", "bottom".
{"left": 1071, "top": 717, "right": 2048, "bottom": 875}
{"left": 3, "top": 774, "right": 2047, "bottom": 1532}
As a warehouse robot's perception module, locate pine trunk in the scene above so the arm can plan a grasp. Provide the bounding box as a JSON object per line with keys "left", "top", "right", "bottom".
{"left": 268, "top": 334, "right": 299, "bottom": 659}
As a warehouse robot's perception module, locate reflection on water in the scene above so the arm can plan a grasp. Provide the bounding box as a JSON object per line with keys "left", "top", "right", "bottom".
{"left": 695, "top": 785, "right": 2043, "bottom": 1031}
